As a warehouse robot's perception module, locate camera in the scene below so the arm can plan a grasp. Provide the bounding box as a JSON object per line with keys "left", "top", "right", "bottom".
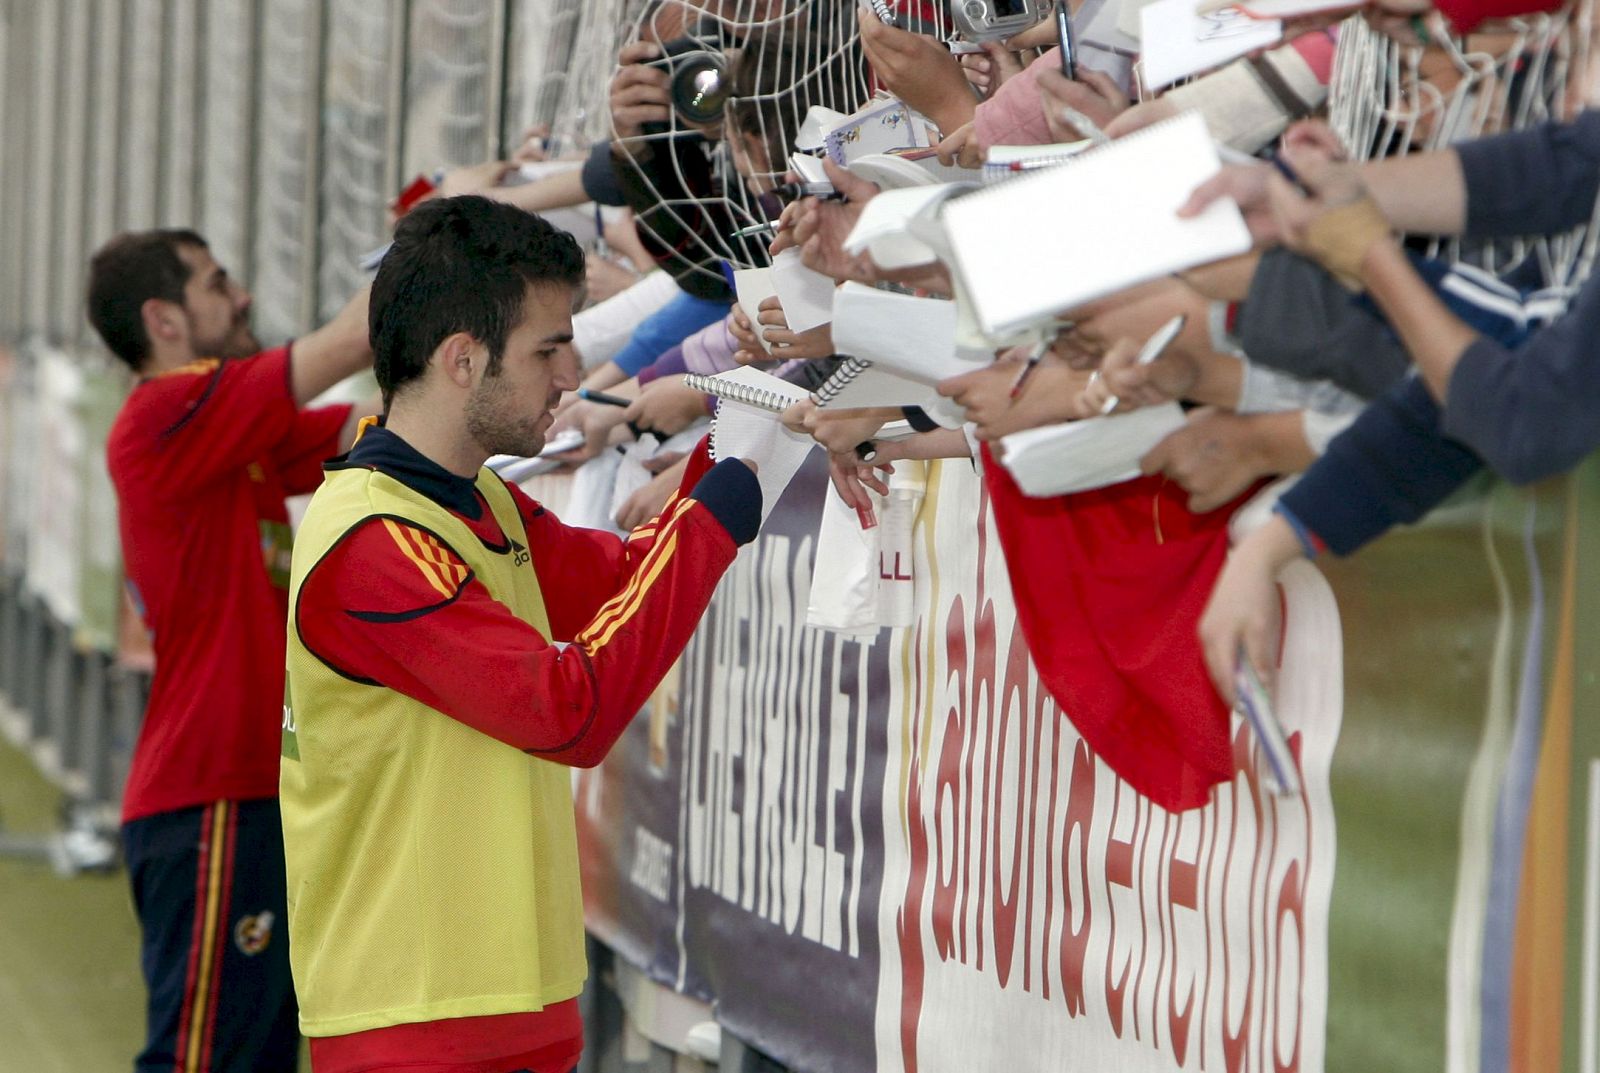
{"left": 647, "top": 39, "right": 733, "bottom": 127}
{"left": 948, "top": 0, "right": 1043, "bottom": 43}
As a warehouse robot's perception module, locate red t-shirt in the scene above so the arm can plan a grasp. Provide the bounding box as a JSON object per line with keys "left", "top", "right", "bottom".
{"left": 108, "top": 347, "right": 351, "bottom": 823}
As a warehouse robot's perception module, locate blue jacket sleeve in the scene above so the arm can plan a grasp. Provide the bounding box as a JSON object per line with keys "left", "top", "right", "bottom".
{"left": 1442, "top": 267, "right": 1600, "bottom": 484}
{"left": 609, "top": 291, "right": 732, "bottom": 377}
{"left": 1457, "top": 111, "right": 1600, "bottom": 238}
{"left": 1278, "top": 376, "right": 1483, "bottom": 556}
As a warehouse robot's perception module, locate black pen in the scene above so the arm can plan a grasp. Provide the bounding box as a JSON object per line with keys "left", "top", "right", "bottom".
{"left": 577, "top": 388, "right": 631, "bottom": 407}
{"left": 1008, "top": 340, "right": 1051, "bottom": 401}
{"left": 1056, "top": 1, "right": 1078, "bottom": 80}
{"left": 1269, "top": 149, "right": 1313, "bottom": 197}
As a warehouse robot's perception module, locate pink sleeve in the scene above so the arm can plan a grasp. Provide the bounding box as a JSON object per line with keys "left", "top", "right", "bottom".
{"left": 1288, "top": 29, "right": 1336, "bottom": 85}
{"left": 681, "top": 316, "right": 743, "bottom": 375}
{"left": 973, "top": 47, "right": 1060, "bottom": 151}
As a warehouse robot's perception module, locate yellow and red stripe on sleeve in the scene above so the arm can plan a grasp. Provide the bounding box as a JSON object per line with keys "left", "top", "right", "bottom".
{"left": 380, "top": 519, "right": 470, "bottom": 601}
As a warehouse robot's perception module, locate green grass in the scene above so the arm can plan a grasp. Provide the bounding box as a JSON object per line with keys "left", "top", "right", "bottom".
{"left": 0, "top": 739, "right": 143, "bottom": 1071}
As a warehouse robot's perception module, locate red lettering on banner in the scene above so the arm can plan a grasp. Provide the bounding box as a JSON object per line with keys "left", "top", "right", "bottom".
{"left": 1058, "top": 739, "right": 1094, "bottom": 1016}
{"left": 897, "top": 621, "right": 931, "bottom": 1073}
{"left": 1104, "top": 787, "right": 1136, "bottom": 1037}
{"left": 1166, "top": 813, "right": 1201, "bottom": 1066}
{"left": 932, "top": 701, "right": 964, "bottom": 963}
{"left": 1018, "top": 644, "right": 1051, "bottom": 995}
{"left": 1273, "top": 861, "right": 1304, "bottom": 1073}
{"left": 968, "top": 587, "right": 997, "bottom": 974}
{"left": 988, "top": 632, "right": 1031, "bottom": 989}
{"left": 879, "top": 552, "right": 914, "bottom": 581}
{"left": 937, "top": 597, "right": 968, "bottom": 964}
{"left": 1222, "top": 724, "right": 1264, "bottom": 1073}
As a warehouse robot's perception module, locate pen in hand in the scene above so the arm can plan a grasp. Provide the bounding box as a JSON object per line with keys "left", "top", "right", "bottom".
{"left": 1008, "top": 339, "right": 1051, "bottom": 401}
{"left": 577, "top": 388, "right": 632, "bottom": 407}
{"left": 1098, "top": 313, "right": 1187, "bottom": 415}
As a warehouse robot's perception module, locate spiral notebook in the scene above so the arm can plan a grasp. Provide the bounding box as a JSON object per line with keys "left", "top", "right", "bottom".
{"left": 683, "top": 367, "right": 811, "bottom": 414}
{"left": 683, "top": 368, "right": 816, "bottom": 523}
{"left": 938, "top": 111, "right": 1251, "bottom": 338}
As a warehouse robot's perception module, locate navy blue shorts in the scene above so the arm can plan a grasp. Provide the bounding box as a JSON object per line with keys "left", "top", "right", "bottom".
{"left": 122, "top": 798, "right": 298, "bottom": 1072}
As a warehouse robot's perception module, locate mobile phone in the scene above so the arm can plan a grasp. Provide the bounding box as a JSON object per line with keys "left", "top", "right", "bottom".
{"left": 1234, "top": 651, "right": 1300, "bottom": 795}
{"left": 1056, "top": 1, "right": 1077, "bottom": 80}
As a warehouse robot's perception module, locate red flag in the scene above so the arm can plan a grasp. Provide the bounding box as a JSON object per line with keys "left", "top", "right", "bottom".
{"left": 981, "top": 446, "right": 1255, "bottom": 811}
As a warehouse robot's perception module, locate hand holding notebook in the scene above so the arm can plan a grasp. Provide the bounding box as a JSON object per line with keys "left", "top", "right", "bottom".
{"left": 682, "top": 367, "right": 817, "bottom": 524}
{"left": 937, "top": 111, "right": 1251, "bottom": 338}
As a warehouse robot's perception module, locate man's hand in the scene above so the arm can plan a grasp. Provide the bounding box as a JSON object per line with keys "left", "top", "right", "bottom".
{"left": 766, "top": 200, "right": 806, "bottom": 258}
{"left": 960, "top": 41, "right": 1027, "bottom": 98}
{"left": 1071, "top": 336, "right": 1203, "bottom": 417}
{"left": 1198, "top": 514, "right": 1305, "bottom": 705}
{"left": 623, "top": 376, "right": 711, "bottom": 438}
{"left": 615, "top": 455, "right": 688, "bottom": 531}
{"left": 1180, "top": 162, "right": 1282, "bottom": 245}
{"left": 1264, "top": 128, "right": 1392, "bottom": 285}
{"left": 756, "top": 297, "right": 835, "bottom": 359}
{"left": 610, "top": 41, "right": 671, "bottom": 142}
{"left": 730, "top": 303, "right": 776, "bottom": 365}
{"left": 1140, "top": 407, "right": 1302, "bottom": 513}
{"left": 859, "top": 8, "right": 976, "bottom": 135}
{"left": 1037, "top": 68, "right": 1130, "bottom": 142}
{"left": 796, "top": 160, "right": 881, "bottom": 283}
{"left": 937, "top": 346, "right": 1090, "bottom": 441}
{"left": 936, "top": 121, "right": 986, "bottom": 169}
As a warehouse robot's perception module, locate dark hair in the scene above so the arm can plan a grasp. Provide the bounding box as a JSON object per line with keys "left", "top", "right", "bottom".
{"left": 86, "top": 229, "right": 209, "bottom": 371}
{"left": 726, "top": 35, "right": 856, "bottom": 164}
{"left": 370, "top": 196, "right": 586, "bottom": 403}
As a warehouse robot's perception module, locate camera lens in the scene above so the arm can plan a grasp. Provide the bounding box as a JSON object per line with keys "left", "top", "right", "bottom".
{"left": 669, "top": 51, "right": 731, "bottom": 125}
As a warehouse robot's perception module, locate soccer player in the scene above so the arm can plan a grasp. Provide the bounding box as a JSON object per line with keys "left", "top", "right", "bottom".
{"left": 278, "top": 195, "right": 760, "bottom": 1073}
{"left": 90, "top": 229, "right": 374, "bottom": 1071}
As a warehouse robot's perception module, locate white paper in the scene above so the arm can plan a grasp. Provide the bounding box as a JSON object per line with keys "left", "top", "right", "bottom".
{"left": 709, "top": 404, "right": 817, "bottom": 525}
{"left": 796, "top": 106, "right": 848, "bottom": 151}
{"left": 824, "top": 97, "right": 932, "bottom": 165}
{"left": 788, "top": 153, "right": 830, "bottom": 185}
{"left": 830, "top": 283, "right": 972, "bottom": 382}
{"left": 732, "top": 267, "right": 781, "bottom": 353}
{"left": 938, "top": 112, "right": 1252, "bottom": 337}
{"left": 842, "top": 184, "right": 966, "bottom": 269}
{"left": 769, "top": 248, "right": 837, "bottom": 333}
{"left": 998, "top": 403, "right": 1187, "bottom": 496}
{"left": 1139, "top": 0, "right": 1282, "bottom": 90}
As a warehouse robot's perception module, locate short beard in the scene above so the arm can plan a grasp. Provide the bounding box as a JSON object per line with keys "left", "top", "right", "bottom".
{"left": 190, "top": 315, "right": 261, "bottom": 361}
{"left": 464, "top": 375, "right": 546, "bottom": 458}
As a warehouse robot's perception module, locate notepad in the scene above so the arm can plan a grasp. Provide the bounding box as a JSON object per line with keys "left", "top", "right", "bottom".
{"left": 731, "top": 267, "right": 781, "bottom": 353}
{"left": 1139, "top": 0, "right": 1282, "bottom": 90}
{"left": 684, "top": 368, "right": 816, "bottom": 522}
{"left": 829, "top": 282, "right": 978, "bottom": 384}
{"left": 981, "top": 141, "right": 1093, "bottom": 183}
{"left": 997, "top": 403, "right": 1187, "bottom": 496}
{"left": 843, "top": 183, "right": 971, "bottom": 270}
{"left": 683, "top": 366, "right": 812, "bottom": 414}
{"left": 938, "top": 111, "right": 1251, "bottom": 338}
{"left": 769, "top": 249, "right": 836, "bottom": 333}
